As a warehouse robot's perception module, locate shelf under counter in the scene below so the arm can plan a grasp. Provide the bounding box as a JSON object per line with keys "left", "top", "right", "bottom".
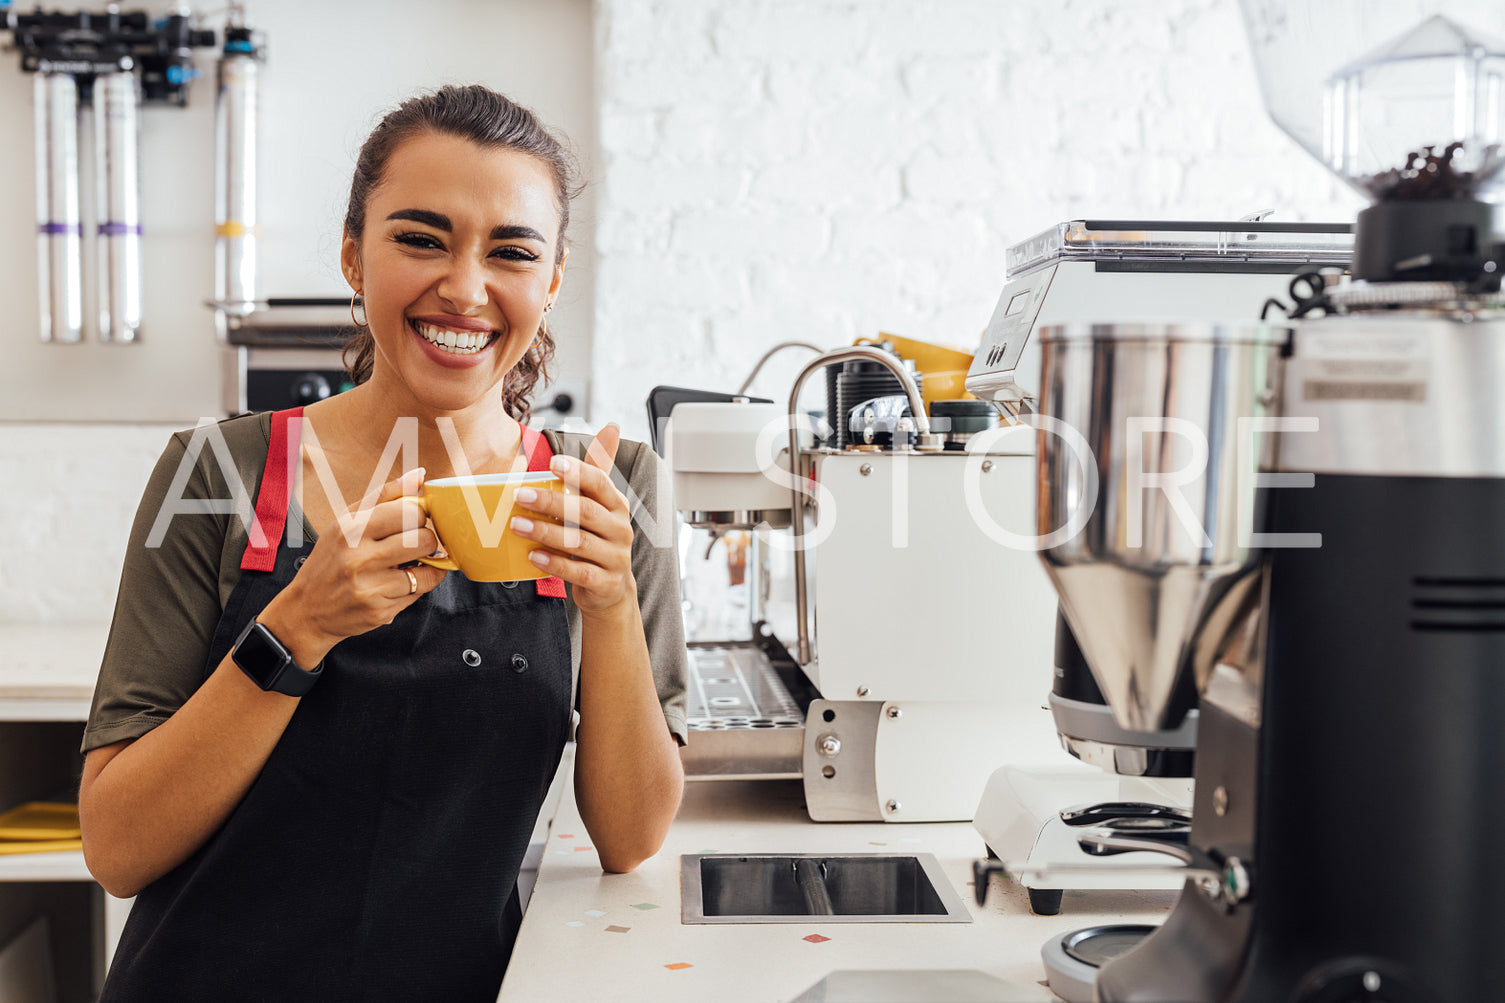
{"left": 0, "top": 849, "right": 91, "bottom": 883}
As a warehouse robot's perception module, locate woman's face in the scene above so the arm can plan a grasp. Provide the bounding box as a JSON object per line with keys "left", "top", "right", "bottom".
{"left": 342, "top": 131, "right": 565, "bottom": 413}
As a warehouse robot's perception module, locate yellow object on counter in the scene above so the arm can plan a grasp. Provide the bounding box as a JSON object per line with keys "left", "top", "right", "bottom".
{"left": 0, "top": 801, "right": 81, "bottom": 841}
{"left": 0, "top": 837, "right": 83, "bottom": 855}
{"left": 859, "top": 333, "right": 976, "bottom": 407}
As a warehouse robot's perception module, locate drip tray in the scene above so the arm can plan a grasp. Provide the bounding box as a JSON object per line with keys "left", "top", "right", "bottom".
{"left": 681, "top": 853, "right": 972, "bottom": 924}
{"left": 684, "top": 636, "right": 811, "bottom": 779}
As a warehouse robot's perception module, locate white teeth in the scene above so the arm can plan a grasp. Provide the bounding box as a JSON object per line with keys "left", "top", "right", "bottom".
{"left": 413, "top": 321, "right": 494, "bottom": 356}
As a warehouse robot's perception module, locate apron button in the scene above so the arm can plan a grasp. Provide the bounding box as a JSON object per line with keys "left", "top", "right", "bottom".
{"left": 294, "top": 556, "right": 308, "bottom": 570}
{"left": 463, "top": 649, "right": 482, "bottom": 667}
{"left": 511, "top": 653, "right": 529, "bottom": 673}
{"left": 502, "top": 580, "right": 519, "bottom": 589}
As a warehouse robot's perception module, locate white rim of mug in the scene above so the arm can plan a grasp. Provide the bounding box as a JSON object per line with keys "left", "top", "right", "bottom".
{"left": 424, "top": 471, "right": 562, "bottom": 488}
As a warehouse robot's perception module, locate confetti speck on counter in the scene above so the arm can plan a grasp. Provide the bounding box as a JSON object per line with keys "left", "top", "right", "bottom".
{"left": 574, "top": 846, "right": 594, "bottom": 852}
{"left": 696, "top": 847, "right": 719, "bottom": 854}
{"left": 585, "top": 909, "right": 606, "bottom": 917}
{"left": 564, "top": 921, "right": 584, "bottom": 928}
{"left": 867, "top": 841, "right": 887, "bottom": 846}
{"left": 631, "top": 902, "right": 660, "bottom": 911}
{"left": 606, "top": 925, "right": 630, "bottom": 934}
{"left": 803, "top": 934, "right": 831, "bottom": 944}
{"left": 556, "top": 833, "right": 574, "bottom": 839}
{"left": 664, "top": 962, "right": 693, "bottom": 971}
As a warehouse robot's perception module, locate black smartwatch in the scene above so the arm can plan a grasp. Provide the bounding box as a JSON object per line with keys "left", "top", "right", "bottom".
{"left": 231, "top": 619, "right": 323, "bottom": 697}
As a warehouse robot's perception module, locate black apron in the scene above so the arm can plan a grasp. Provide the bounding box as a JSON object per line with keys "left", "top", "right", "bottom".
{"left": 101, "top": 410, "right": 573, "bottom": 1003}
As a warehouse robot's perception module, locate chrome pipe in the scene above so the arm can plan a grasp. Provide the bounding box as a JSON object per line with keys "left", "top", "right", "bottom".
{"left": 735, "top": 340, "right": 824, "bottom": 396}
{"left": 786, "top": 345, "right": 932, "bottom": 665}
{"left": 96, "top": 71, "right": 142, "bottom": 342}
{"left": 35, "top": 73, "right": 83, "bottom": 343}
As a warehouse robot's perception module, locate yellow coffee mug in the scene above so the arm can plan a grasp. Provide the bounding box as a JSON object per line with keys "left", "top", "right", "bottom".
{"left": 408, "top": 471, "right": 568, "bottom": 582}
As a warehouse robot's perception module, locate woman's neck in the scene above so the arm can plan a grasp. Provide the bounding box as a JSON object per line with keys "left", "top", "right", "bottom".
{"left": 303, "top": 379, "right": 524, "bottom": 481}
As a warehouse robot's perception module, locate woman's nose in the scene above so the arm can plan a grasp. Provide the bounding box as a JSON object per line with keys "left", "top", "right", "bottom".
{"left": 436, "top": 255, "right": 487, "bottom": 313}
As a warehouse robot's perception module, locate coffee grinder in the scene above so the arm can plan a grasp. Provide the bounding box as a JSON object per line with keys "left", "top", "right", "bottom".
{"left": 968, "top": 217, "right": 1352, "bottom": 931}
{"left": 1029, "top": 6, "right": 1505, "bottom": 1000}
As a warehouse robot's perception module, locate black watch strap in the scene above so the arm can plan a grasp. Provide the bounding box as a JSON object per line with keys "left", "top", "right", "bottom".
{"left": 231, "top": 619, "right": 323, "bottom": 697}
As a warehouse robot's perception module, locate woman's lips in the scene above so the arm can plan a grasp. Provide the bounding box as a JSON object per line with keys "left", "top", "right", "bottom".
{"left": 408, "top": 318, "right": 499, "bottom": 369}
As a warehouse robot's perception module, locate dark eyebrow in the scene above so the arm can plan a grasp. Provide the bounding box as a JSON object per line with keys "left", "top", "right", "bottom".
{"left": 387, "top": 208, "right": 450, "bottom": 230}
{"left": 490, "top": 224, "right": 546, "bottom": 243}
{"left": 385, "top": 209, "right": 545, "bottom": 245}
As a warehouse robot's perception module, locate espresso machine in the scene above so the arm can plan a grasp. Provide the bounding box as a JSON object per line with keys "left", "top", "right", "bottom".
{"left": 659, "top": 338, "right": 1067, "bottom": 823}
{"left": 980, "top": 4, "right": 1505, "bottom": 1000}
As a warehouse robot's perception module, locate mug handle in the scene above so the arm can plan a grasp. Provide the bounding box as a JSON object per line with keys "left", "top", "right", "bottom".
{"left": 403, "top": 496, "right": 460, "bottom": 572}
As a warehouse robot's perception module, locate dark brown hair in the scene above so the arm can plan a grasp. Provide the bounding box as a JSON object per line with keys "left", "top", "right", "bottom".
{"left": 341, "top": 85, "right": 582, "bottom": 420}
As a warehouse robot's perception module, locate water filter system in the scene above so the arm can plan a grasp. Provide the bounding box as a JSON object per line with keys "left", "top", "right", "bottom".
{"left": 96, "top": 68, "right": 142, "bottom": 342}
{"left": 4, "top": 5, "right": 251, "bottom": 344}
{"left": 33, "top": 69, "right": 82, "bottom": 343}
{"left": 215, "top": 16, "right": 263, "bottom": 316}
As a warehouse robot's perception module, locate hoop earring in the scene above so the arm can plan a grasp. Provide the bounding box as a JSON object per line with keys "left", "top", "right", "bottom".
{"left": 350, "top": 292, "right": 368, "bottom": 329}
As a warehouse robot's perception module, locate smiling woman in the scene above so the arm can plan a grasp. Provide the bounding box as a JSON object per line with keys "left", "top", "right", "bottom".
{"left": 340, "top": 86, "right": 583, "bottom": 421}
{"left": 77, "top": 85, "right": 688, "bottom": 1003}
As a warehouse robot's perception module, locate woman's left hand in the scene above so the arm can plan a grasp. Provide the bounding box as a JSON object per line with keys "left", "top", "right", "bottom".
{"left": 512, "top": 423, "right": 637, "bottom": 616}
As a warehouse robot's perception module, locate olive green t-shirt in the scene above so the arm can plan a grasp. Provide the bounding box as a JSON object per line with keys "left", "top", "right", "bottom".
{"left": 82, "top": 411, "right": 689, "bottom": 753}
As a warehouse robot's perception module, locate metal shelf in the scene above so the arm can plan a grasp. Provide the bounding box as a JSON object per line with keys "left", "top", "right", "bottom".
{"left": 0, "top": 848, "right": 91, "bottom": 882}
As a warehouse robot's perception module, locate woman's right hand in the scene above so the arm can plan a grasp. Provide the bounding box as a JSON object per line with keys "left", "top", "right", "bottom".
{"left": 257, "top": 467, "right": 448, "bottom": 668}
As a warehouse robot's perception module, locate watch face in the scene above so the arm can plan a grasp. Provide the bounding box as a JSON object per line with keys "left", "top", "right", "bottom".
{"left": 234, "top": 622, "right": 290, "bottom": 689}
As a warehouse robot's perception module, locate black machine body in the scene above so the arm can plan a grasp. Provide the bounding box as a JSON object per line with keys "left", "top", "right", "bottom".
{"left": 1095, "top": 309, "right": 1505, "bottom": 1002}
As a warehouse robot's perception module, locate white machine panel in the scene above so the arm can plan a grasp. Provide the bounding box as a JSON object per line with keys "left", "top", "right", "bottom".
{"left": 806, "top": 443, "right": 1056, "bottom": 704}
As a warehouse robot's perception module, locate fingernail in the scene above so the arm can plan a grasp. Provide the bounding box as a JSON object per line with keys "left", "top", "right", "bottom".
{"left": 511, "top": 516, "right": 534, "bottom": 535}
{"left": 551, "top": 457, "right": 572, "bottom": 474}
{"left": 528, "top": 550, "right": 550, "bottom": 567}
{"left": 515, "top": 487, "right": 537, "bottom": 504}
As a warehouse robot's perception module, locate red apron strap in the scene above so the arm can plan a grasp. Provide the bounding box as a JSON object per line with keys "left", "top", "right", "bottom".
{"left": 521, "top": 425, "right": 567, "bottom": 599}
{"left": 520, "top": 424, "right": 551, "bottom": 473}
{"left": 241, "top": 408, "right": 305, "bottom": 572}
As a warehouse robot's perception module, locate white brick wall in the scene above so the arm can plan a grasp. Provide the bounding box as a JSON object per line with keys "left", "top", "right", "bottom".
{"left": 591, "top": 0, "right": 1363, "bottom": 438}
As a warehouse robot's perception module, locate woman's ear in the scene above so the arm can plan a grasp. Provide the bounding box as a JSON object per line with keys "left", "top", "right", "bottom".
{"left": 341, "top": 232, "right": 363, "bottom": 292}
{"left": 549, "top": 246, "right": 569, "bottom": 299}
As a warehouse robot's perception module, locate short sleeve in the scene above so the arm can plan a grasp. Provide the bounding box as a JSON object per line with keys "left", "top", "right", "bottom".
{"left": 618, "top": 439, "right": 690, "bottom": 744}
{"left": 82, "top": 418, "right": 264, "bottom": 753}
{"left": 553, "top": 433, "right": 689, "bottom": 745}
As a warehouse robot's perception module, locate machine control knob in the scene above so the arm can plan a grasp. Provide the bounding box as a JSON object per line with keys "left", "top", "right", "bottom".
{"left": 291, "top": 372, "right": 332, "bottom": 404}
{"left": 815, "top": 734, "right": 841, "bottom": 757}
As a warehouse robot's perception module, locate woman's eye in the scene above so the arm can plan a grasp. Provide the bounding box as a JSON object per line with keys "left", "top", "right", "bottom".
{"left": 394, "top": 232, "right": 443, "bottom": 250}
{"left": 491, "top": 245, "right": 540, "bottom": 262}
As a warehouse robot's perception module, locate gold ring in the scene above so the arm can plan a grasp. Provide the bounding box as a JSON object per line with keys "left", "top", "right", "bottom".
{"left": 404, "top": 568, "right": 418, "bottom": 596}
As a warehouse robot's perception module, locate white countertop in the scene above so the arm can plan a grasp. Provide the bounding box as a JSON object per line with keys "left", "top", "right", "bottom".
{"left": 500, "top": 764, "right": 1176, "bottom": 1003}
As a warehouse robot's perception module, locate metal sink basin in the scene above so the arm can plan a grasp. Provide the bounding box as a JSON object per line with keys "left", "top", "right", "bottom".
{"left": 681, "top": 853, "right": 972, "bottom": 924}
